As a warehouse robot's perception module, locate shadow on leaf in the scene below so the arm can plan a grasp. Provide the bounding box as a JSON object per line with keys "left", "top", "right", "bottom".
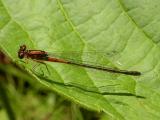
{"left": 35, "top": 74, "right": 145, "bottom": 99}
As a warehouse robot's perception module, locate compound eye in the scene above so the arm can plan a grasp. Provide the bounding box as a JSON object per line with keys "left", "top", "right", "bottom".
{"left": 18, "top": 52, "right": 24, "bottom": 59}
{"left": 20, "top": 45, "right": 26, "bottom": 51}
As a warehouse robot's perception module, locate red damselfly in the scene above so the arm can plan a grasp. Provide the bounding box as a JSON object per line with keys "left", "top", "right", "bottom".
{"left": 18, "top": 45, "right": 141, "bottom": 76}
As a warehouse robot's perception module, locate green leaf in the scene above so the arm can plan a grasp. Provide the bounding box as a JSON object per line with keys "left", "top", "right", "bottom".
{"left": 0, "top": 0, "right": 160, "bottom": 119}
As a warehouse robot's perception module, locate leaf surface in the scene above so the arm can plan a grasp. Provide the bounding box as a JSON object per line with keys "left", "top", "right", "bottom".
{"left": 0, "top": 0, "right": 160, "bottom": 119}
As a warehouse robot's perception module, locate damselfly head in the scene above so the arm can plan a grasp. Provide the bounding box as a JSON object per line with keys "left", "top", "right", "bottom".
{"left": 20, "top": 45, "right": 26, "bottom": 51}
{"left": 18, "top": 45, "right": 26, "bottom": 59}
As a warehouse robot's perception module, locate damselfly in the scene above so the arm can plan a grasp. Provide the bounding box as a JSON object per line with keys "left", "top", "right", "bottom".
{"left": 18, "top": 45, "right": 141, "bottom": 76}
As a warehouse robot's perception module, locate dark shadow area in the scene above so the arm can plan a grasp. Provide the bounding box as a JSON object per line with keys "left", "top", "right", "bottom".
{"left": 0, "top": 51, "right": 16, "bottom": 120}
{"left": 36, "top": 74, "right": 145, "bottom": 99}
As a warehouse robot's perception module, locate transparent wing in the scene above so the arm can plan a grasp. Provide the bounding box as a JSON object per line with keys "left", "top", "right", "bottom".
{"left": 43, "top": 51, "right": 140, "bottom": 76}
{"left": 48, "top": 51, "right": 115, "bottom": 68}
